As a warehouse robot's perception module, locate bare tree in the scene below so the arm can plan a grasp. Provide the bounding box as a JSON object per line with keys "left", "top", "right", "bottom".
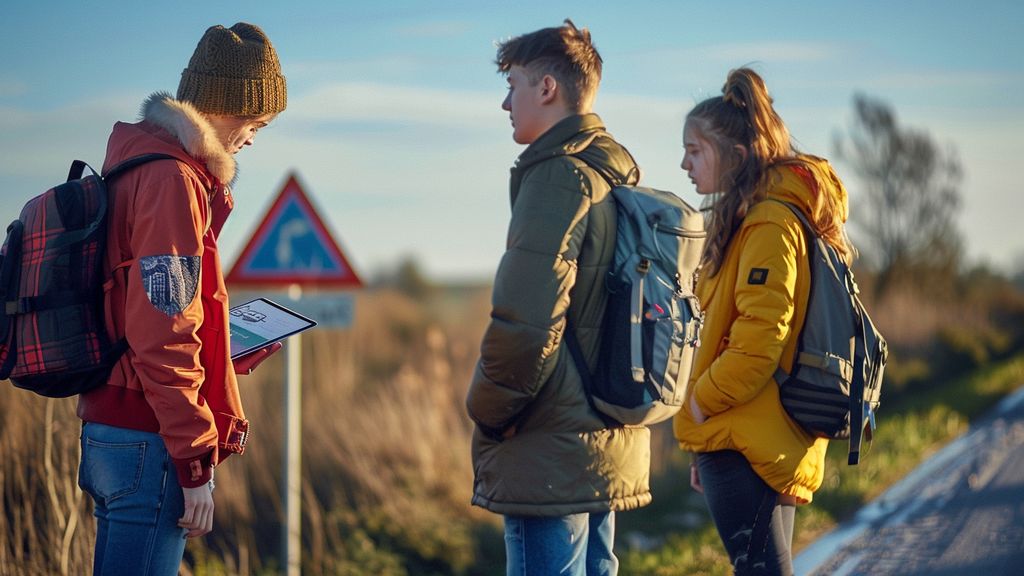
{"left": 1012, "top": 252, "right": 1024, "bottom": 291}
{"left": 833, "top": 94, "right": 964, "bottom": 295}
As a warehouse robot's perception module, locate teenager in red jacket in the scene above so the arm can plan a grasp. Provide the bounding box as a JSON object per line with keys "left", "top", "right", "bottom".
{"left": 76, "top": 23, "right": 285, "bottom": 575}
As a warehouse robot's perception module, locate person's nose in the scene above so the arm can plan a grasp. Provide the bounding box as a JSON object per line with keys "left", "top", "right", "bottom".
{"left": 501, "top": 93, "right": 511, "bottom": 112}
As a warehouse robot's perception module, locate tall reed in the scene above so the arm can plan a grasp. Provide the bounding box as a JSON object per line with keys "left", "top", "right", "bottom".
{"left": 1, "top": 286, "right": 497, "bottom": 575}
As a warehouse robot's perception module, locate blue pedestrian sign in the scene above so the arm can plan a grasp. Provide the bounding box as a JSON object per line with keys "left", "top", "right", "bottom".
{"left": 227, "top": 172, "right": 362, "bottom": 288}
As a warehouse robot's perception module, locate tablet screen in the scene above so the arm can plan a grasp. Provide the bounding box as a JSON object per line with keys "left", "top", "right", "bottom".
{"left": 229, "top": 298, "right": 317, "bottom": 359}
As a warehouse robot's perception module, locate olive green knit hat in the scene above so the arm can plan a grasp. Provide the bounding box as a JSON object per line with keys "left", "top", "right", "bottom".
{"left": 177, "top": 22, "right": 287, "bottom": 116}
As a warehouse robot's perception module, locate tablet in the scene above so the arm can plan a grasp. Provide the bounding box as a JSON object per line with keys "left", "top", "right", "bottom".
{"left": 228, "top": 298, "right": 317, "bottom": 359}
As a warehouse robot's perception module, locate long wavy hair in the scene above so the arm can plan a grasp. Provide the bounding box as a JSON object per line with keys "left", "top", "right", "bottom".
{"left": 688, "top": 68, "right": 854, "bottom": 277}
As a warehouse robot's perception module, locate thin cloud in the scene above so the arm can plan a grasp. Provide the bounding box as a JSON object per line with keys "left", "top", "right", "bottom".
{"left": 288, "top": 56, "right": 425, "bottom": 81}
{"left": 704, "top": 41, "right": 845, "bottom": 63}
{"left": 392, "top": 20, "right": 473, "bottom": 38}
{"left": 0, "top": 78, "right": 29, "bottom": 98}
{"left": 872, "top": 70, "right": 1022, "bottom": 91}
{"left": 0, "top": 96, "right": 139, "bottom": 177}
{"left": 642, "top": 41, "right": 847, "bottom": 66}
{"left": 286, "top": 82, "right": 500, "bottom": 128}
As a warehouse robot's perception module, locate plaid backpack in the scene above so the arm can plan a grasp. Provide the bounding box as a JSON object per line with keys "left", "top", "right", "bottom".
{"left": 0, "top": 153, "right": 174, "bottom": 397}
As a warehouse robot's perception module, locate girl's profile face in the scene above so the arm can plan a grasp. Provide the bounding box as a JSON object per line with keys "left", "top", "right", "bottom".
{"left": 681, "top": 122, "right": 719, "bottom": 195}
{"left": 208, "top": 114, "right": 277, "bottom": 155}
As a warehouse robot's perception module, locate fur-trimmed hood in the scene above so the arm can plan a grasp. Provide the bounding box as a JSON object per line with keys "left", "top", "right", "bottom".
{"left": 140, "top": 92, "right": 236, "bottom": 184}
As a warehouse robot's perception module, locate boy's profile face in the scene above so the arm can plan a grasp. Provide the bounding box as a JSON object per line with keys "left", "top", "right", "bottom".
{"left": 501, "top": 65, "right": 548, "bottom": 145}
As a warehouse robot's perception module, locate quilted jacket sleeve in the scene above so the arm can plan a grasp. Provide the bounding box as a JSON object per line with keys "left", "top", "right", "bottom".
{"left": 692, "top": 218, "right": 801, "bottom": 417}
{"left": 466, "top": 159, "right": 591, "bottom": 435}
{"left": 125, "top": 168, "right": 218, "bottom": 487}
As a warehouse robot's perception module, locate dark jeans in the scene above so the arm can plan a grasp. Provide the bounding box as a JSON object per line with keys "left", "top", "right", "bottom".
{"left": 696, "top": 450, "right": 796, "bottom": 576}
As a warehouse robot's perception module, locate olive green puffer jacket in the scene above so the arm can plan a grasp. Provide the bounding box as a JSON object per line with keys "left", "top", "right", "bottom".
{"left": 466, "top": 114, "right": 652, "bottom": 516}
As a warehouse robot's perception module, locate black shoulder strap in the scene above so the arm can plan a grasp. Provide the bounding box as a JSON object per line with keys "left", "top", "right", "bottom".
{"left": 561, "top": 150, "right": 621, "bottom": 428}
{"left": 768, "top": 199, "right": 812, "bottom": 388}
{"left": 64, "top": 151, "right": 176, "bottom": 183}
{"left": 564, "top": 320, "right": 620, "bottom": 428}
{"left": 103, "top": 153, "right": 178, "bottom": 182}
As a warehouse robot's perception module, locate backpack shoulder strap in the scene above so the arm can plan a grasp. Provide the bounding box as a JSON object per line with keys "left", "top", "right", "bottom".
{"left": 102, "top": 153, "right": 178, "bottom": 182}
{"left": 765, "top": 198, "right": 813, "bottom": 235}
{"left": 101, "top": 152, "right": 178, "bottom": 290}
{"left": 767, "top": 199, "right": 815, "bottom": 387}
{"left": 563, "top": 318, "right": 620, "bottom": 428}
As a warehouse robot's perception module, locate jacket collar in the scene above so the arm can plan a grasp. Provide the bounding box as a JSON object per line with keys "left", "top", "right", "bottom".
{"left": 762, "top": 155, "right": 849, "bottom": 224}
{"left": 141, "top": 92, "right": 236, "bottom": 185}
{"left": 514, "top": 113, "right": 606, "bottom": 171}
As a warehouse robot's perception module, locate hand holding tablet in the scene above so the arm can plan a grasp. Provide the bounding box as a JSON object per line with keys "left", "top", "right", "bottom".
{"left": 229, "top": 299, "right": 317, "bottom": 371}
{"left": 233, "top": 341, "right": 283, "bottom": 375}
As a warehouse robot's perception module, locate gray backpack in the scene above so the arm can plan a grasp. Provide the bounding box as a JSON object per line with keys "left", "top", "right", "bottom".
{"left": 566, "top": 184, "right": 706, "bottom": 426}
{"left": 773, "top": 201, "right": 888, "bottom": 465}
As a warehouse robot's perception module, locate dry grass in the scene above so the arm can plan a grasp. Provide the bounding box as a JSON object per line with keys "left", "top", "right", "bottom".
{"left": 0, "top": 393, "right": 93, "bottom": 575}
{"left": 3, "top": 278, "right": 1020, "bottom": 575}
{"left": 1, "top": 286, "right": 496, "bottom": 575}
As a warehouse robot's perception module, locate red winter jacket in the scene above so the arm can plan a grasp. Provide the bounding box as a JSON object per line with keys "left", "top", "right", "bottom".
{"left": 77, "top": 93, "right": 247, "bottom": 488}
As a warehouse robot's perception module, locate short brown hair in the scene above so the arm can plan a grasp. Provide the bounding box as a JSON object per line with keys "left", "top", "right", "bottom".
{"left": 495, "top": 19, "right": 602, "bottom": 110}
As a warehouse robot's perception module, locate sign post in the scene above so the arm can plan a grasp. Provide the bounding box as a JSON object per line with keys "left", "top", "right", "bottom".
{"left": 284, "top": 320, "right": 302, "bottom": 575}
{"left": 227, "top": 172, "right": 362, "bottom": 576}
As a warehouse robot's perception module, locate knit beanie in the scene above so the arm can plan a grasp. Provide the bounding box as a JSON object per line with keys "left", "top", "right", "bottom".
{"left": 177, "top": 23, "right": 287, "bottom": 116}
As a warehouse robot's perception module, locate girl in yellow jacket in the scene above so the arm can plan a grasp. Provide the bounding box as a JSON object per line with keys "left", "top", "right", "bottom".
{"left": 674, "top": 68, "right": 856, "bottom": 575}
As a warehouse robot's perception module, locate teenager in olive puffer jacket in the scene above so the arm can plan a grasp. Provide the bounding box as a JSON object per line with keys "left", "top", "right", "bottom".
{"left": 465, "top": 19, "right": 650, "bottom": 575}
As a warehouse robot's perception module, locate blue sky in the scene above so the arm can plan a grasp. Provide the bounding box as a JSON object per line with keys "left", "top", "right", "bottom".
{"left": 3, "top": 1, "right": 1022, "bottom": 281}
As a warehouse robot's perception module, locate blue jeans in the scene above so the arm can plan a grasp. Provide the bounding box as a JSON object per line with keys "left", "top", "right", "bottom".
{"left": 696, "top": 450, "right": 796, "bottom": 576}
{"left": 504, "top": 511, "right": 618, "bottom": 576}
{"left": 79, "top": 422, "right": 187, "bottom": 576}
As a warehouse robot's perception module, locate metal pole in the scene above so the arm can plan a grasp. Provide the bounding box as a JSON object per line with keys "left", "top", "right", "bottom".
{"left": 284, "top": 331, "right": 302, "bottom": 575}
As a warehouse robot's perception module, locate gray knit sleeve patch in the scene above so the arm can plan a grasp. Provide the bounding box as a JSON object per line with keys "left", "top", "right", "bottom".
{"left": 139, "top": 255, "right": 201, "bottom": 316}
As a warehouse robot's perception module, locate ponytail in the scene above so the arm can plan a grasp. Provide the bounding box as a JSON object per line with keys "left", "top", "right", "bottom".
{"left": 722, "top": 70, "right": 791, "bottom": 165}
{"left": 689, "top": 68, "right": 853, "bottom": 275}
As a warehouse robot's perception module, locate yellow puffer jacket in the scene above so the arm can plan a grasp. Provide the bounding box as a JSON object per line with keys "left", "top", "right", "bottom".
{"left": 674, "top": 156, "right": 848, "bottom": 503}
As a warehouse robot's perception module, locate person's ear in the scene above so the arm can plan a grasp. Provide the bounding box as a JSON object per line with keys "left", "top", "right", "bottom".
{"left": 539, "top": 75, "right": 558, "bottom": 104}
{"left": 733, "top": 144, "right": 748, "bottom": 162}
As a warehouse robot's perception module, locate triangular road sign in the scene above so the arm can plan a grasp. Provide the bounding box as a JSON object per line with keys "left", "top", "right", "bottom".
{"left": 226, "top": 172, "right": 362, "bottom": 288}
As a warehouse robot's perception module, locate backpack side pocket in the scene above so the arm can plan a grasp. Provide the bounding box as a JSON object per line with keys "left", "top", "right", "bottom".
{"left": 0, "top": 219, "right": 24, "bottom": 378}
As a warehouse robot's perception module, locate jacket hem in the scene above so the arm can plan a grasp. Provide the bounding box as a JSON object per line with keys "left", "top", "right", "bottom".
{"left": 78, "top": 384, "right": 160, "bottom": 432}
{"left": 470, "top": 492, "right": 651, "bottom": 517}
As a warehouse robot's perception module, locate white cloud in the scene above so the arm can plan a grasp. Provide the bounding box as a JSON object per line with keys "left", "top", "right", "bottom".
{"left": 0, "top": 78, "right": 29, "bottom": 98}
{"left": 392, "top": 20, "right": 473, "bottom": 38}
{"left": 638, "top": 40, "right": 847, "bottom": 68}
{"left": 0, "top": 95, "right": 140, "bottom": 178}
{"left": 1, "top": 72, "right": 1021, "bottom": 280}
{"left": 287, "top": 81, "right": 500, "bottom": 128}
{"left": 881, "top": 69, "right": 1016, "bottom": 88}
